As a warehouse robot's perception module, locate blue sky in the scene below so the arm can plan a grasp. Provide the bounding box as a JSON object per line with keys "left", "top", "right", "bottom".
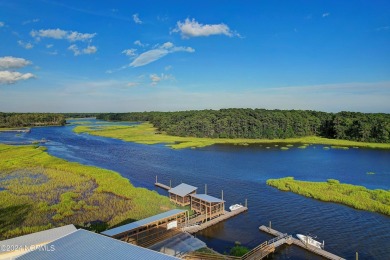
{"left": 0, "top": 0, "right": 389, "bottom": 113}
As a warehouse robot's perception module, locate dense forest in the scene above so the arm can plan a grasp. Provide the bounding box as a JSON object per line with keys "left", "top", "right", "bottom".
{"left": 96, "top": 109, "right": 390, "bottom": 143}
{"left": 0, "top": 113, "right": 66, "bottom": 128}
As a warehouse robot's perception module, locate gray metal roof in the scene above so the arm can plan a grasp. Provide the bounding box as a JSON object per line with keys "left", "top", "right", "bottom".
{"left": 0, "top": 224, "right": 77, "bottom": 254}
{"left": 101, "top": 209, "right": 186, "bottom": 237}
{"left": 190, "top": 194, "right": 225, "bottom": 203}
{"left": 17, "top": 229, "right": 179, "bottom": 260}
{"left": 168, "top": 183, "right": 197, "bottom": 197}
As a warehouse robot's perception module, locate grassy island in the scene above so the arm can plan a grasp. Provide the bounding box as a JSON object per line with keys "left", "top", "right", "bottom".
{"left": 0, "top": 144, "right": 174, "bottom": 240}
{"left": 74, "top": 122, "right": 390, "bottom": 150}
{"left": 267, "top": 177, "right": 390, "bottom": 216}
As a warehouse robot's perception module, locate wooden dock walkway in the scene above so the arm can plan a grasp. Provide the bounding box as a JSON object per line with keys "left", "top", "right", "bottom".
{"left": 259, "top": 225, "right": 345, "bottom": 260}
{"left": 183, "top": 207, "right": 248, "bottom": 234}
{"left": 155, "top": 182, "right": 171, "bottom": 190}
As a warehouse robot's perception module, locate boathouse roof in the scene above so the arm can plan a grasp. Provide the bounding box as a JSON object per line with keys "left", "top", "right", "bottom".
{"left": 168, "top": 183, "right": 197, "bottom": 197}
{"left": 17, "top": 229, "right": 179, "bottom": 260}
{"left": 0, "top": 224, "right": 77, "bottom": 254}
{"left": 101, "top": 209, "right": 186, "bottom": 237}
{"left": 190, "top": 194, "right": 225, "bottom": 203}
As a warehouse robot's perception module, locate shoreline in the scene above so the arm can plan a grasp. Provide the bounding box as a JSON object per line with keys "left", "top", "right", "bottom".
{"left": 267, "top": 177, "right": 390, "bottom": 216}
{"left": 73, "top": 122, "right": 390, "bottom": 150}
{"left": 0, "top": 144, "right": 174, "bottom": 240}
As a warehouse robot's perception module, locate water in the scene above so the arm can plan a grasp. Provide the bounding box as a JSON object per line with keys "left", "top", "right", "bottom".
{"left": 1, "top": 119, "right": 389, "bottom": 259}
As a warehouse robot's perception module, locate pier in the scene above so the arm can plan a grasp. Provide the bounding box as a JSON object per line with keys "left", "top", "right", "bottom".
{"left": 155, "top": 177, "right": 248, "bottom": 235}
{"left": 155, "top": 176, "right": 172, "bottom": 190}
{"left": 155, "top": 182, "right": 171, "bottom": 190}
{"left": 259, "top": 225, "right": 345, "bottom": 260}
{"left": 183, "top": 207, "right": 248, "bottom": 234}
{"left": 0, "top": 128, "right": 31, "bottom": 133}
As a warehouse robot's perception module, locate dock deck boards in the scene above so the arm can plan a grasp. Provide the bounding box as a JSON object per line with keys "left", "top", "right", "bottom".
{"left": 155, "top": 182, "right": 171, "bottom": 190}
{"left": 184, "top": 207, "right": 248, "bottom": 234}
{"left": 259, "top": 225, "right": 345, "bottom": 260}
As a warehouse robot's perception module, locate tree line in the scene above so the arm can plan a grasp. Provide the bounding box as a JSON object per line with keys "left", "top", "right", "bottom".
{"left": 96, "top": 109, "right": 390, "bottom": 143}
{"left": 0, "top": 113, "right": 66, "bottom": 128}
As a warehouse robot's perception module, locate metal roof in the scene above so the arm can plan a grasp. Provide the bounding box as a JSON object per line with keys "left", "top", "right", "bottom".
{"left": 0, "top": 224, "right": 77, "bottom": 254}
{"left": 101, "top": 209, "right": 186, "bottom": 237}
{"left": 190, "top": 194, "right": 225, "bottom": 203}
{"left": 168, "top": 183, "right": 197, "bottom": 197}
{"left": 17, "top": 229, "right": 179, "bottom": 260}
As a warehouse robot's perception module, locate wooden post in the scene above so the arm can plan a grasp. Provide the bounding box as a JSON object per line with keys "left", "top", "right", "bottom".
{"left": 245, "top": 198, "right": 248, "bottom": 208}
{"left": 269, "top": 221, "right": 271, "bottom": 229}
{"left": 205, "top": 184, "right": 207, "bottom": 194}
{"left": 170, "top": 180, "right": 172, "bottom": 188}
{"left": 356, "top": 252, "right": 358, "bottom": 260}
{"left": 155, "top": 175, "right": 157, "bottom": 184}
{"left": 221, "top": 190, "right": 224, "bottom": 200}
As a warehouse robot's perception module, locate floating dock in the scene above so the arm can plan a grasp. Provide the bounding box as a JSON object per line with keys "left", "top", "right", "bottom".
{"left": 183, "top": 207, "right": 248, "bottom": 234}
{"left": 259, "top": 225, "right": 345, "bottom": 260}
{"left": 155, "top": 182, "right": 171, "bottom": 190}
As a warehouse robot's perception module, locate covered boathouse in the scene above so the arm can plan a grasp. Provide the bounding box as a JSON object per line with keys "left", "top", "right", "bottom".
{"left": 190, "top": 194, "right": 225, "bottom": 221}
{"left": 168, "top": 183, "right": 198, "bottom": 206}
{"left": 101, "top": 209, "right": 188, "bottom": 247}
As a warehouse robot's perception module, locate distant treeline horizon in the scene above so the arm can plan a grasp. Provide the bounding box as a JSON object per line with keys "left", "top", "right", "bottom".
{"left": 96, "top": 108, "right": 390, "bottom": 143}
{"left": 1, "top": 109, "right": 389, "bottom": 143}
{"left": 0, "top": 113, "right": 66, "bottom": 128}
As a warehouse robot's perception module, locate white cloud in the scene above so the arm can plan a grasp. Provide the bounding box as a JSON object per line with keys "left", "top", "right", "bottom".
{"left": 46, "top": 44, "right": 53, "bottom": 48}
{"left": 30, "top": 28, "right": 96, "bottom": 42}
{"left": 0, "top": 56, "right": 32, "bottom": 69}
{"left": 161, "top": 42, "right": 174, "bottom": 49}
{"left": 83, "top": 45, "right": 97, "bottom": 54}
{"left": 18, "top": 40, "right": 34, "bottom": 49}
{"left": 132, "top": 13, "right": 143, "bottom": 24}
{"left": 130, "top": 42, "right": 194, "bottom": 67}
{"left": 131, "top": 49, "right": 168, "bottom": 67}
{"left": 22, "top": 18, "right": 39, "bottom": 25}
{"left": 134, "top": 40, "right": 145, "bottom": 47}
{"left": 122, "top": 48, "right": 137, "bottom": 57}
{"left": 68, "top": 44, "right": 97, "bottom": 56}
{"left": 165, "top": 65, "right": 172, "bottom": 71}
{"left": 0, "top": 22, "right": 4, "bottom": 27}
{"left": 322, "top": 13, "right": 330, "bottom": 18}
{"left": 172, "top": 18, "right": 238, "bottom": 38}
{"left": 149, "top": 73, "right": 173, "bottom": 86}
{"left": 0, "top": 71, "right": 35, "bottom": 84}
{"left": 127, "top": 82, "right": 139, "bottom": 87}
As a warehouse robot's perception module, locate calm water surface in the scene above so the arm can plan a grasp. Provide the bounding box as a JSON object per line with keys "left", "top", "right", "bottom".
{"left": 0, "top": 119, "right": 389, "bottom": 260}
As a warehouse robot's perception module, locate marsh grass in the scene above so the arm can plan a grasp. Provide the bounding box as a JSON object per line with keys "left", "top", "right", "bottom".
{"left": 0, "top": 144, "right": 174, "bottom": 239}
{"left": 74, "top": 123, "right": 390, "bottom": 150}
{"left": 267, "top": 177, "right": 390, "bottom": 216}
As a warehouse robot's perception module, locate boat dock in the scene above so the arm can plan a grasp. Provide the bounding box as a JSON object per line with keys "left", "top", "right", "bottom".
{"left": 155, "top": 177, "right": 248, "bottom": 235}
{"left": 154, "top": 176, "right": 172, "bottom": 190}
{"left": 259, "top": 225, "right": 345, "bottom": 260}
{"left": 0, "top": 128, "right": 31, "bottom": 133}
{"left": 155, "top": 182, "right": 171, "bottom": 190}
{"left": 183, "top": 207, "right": 248, "bottom": 234}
